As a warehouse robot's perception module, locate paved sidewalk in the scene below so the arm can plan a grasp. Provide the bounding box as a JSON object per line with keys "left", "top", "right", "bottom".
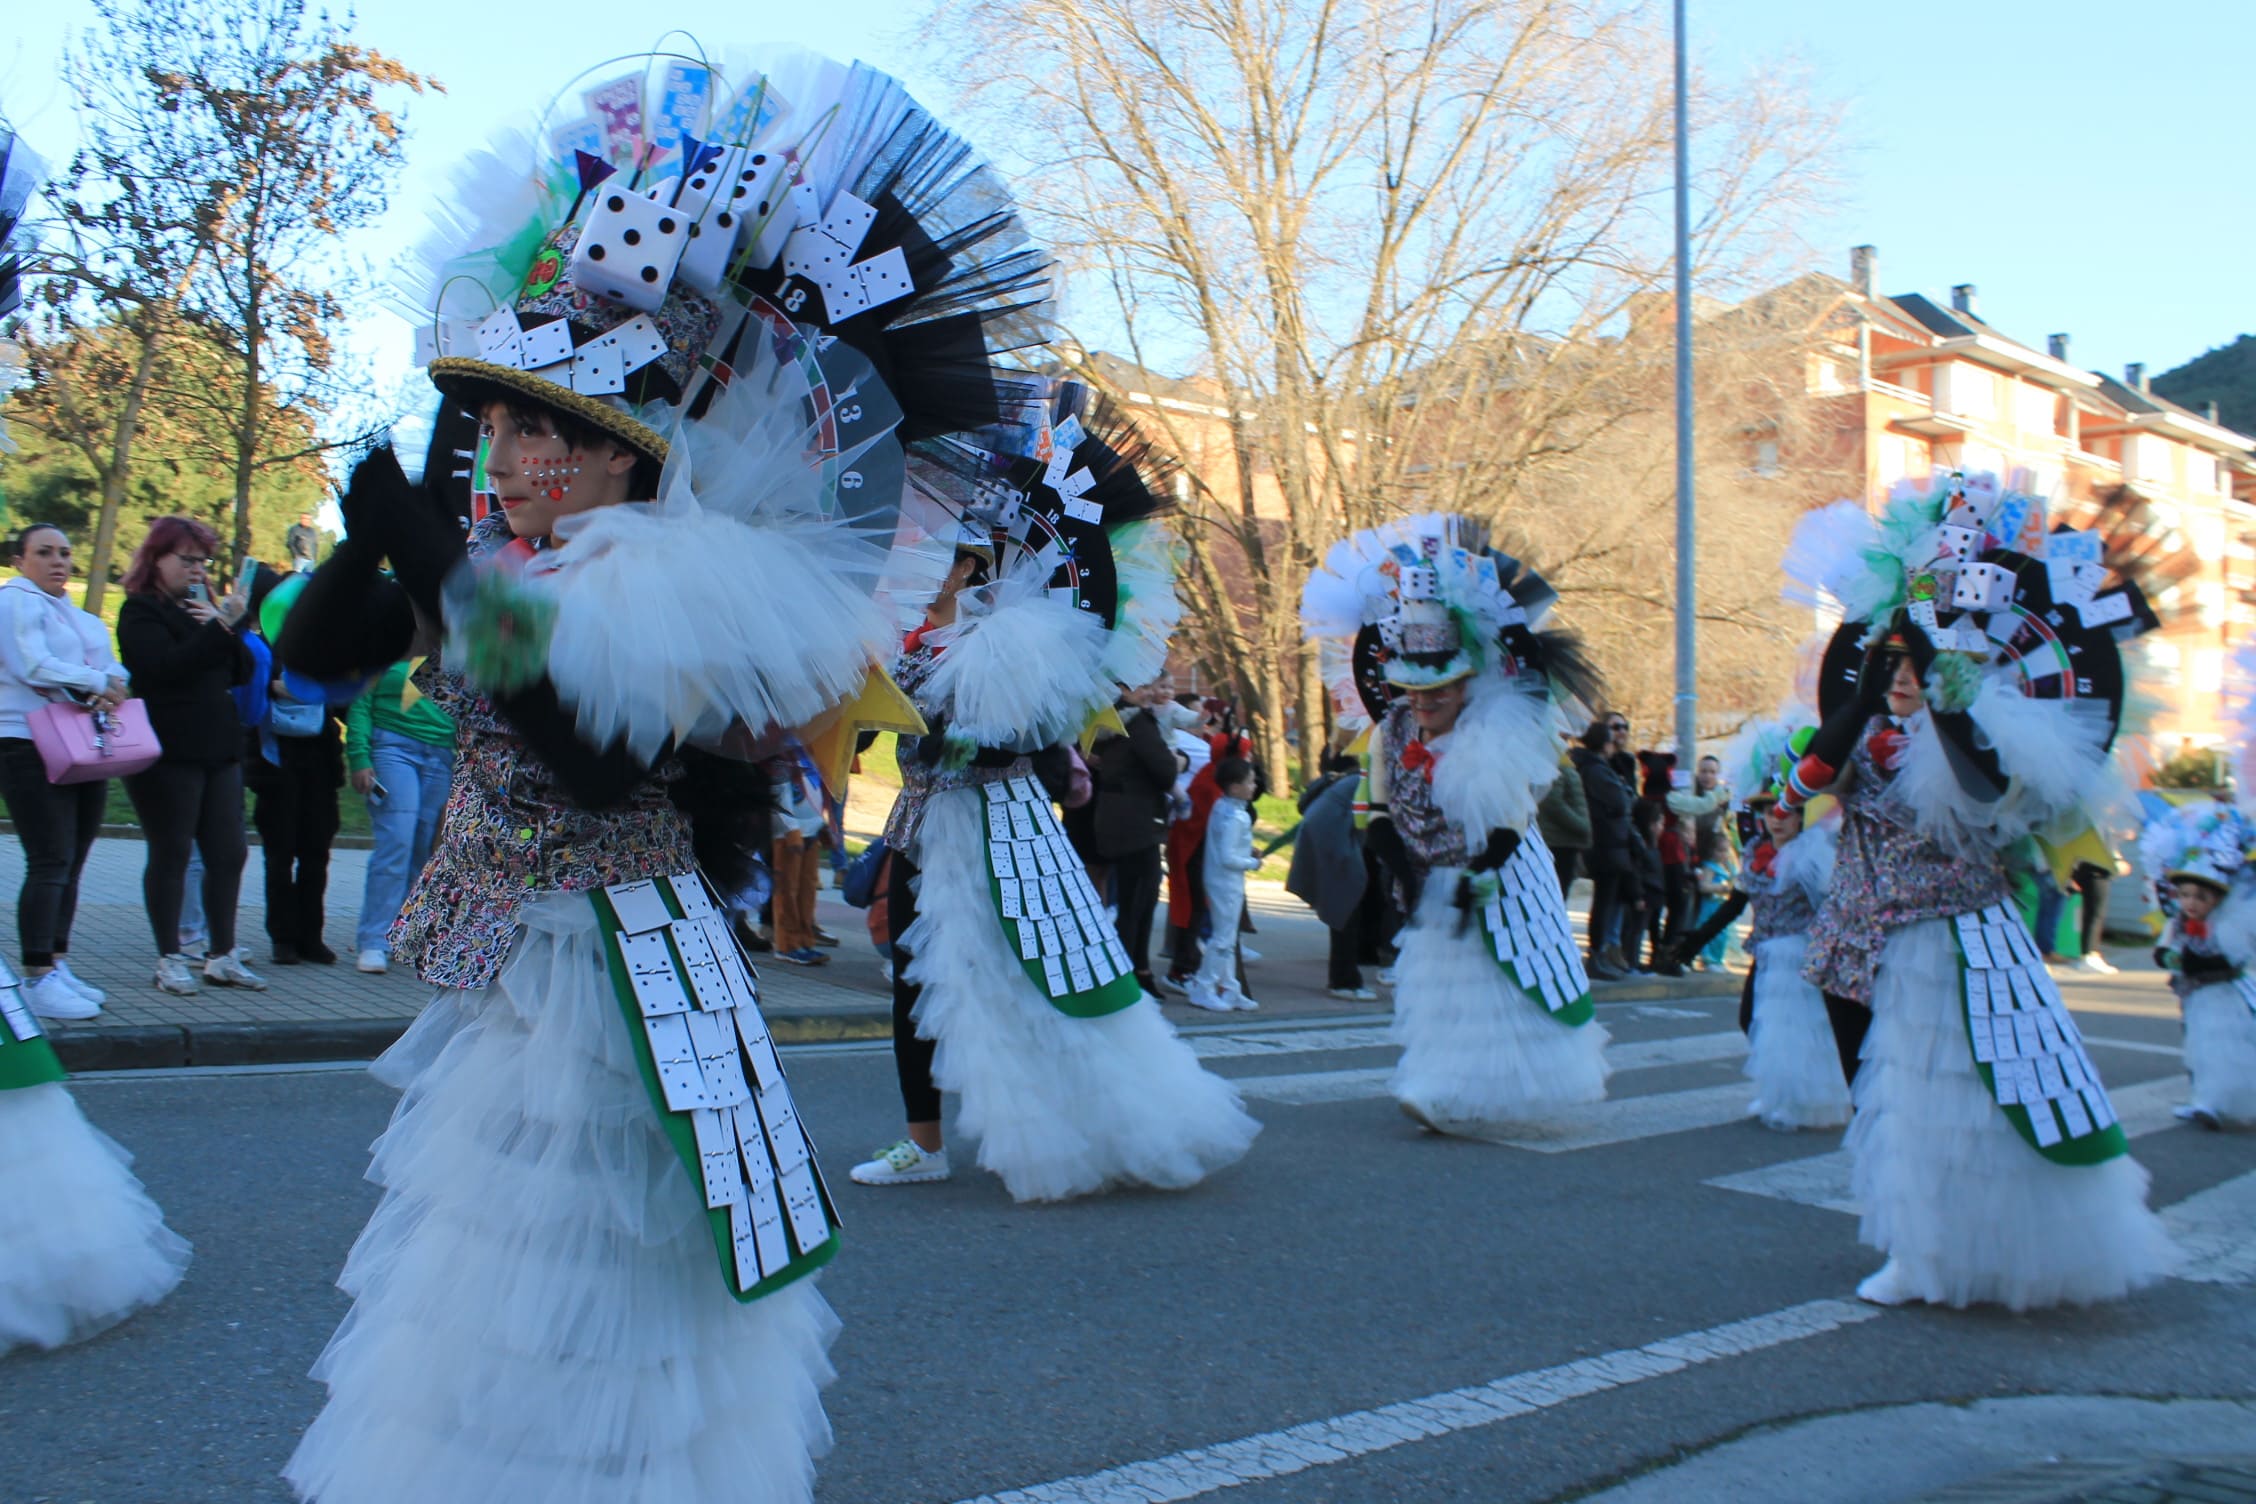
{"left": 10, "top": 835, "right": 1742, "bottom": 1070}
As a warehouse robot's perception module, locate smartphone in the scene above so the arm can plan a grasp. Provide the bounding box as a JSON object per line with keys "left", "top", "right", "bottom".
{"left": 369, "top": 779, "right": 390, "bottom": 804}
{"left": 186, "top": 582, "right": 210, "bottom": 605}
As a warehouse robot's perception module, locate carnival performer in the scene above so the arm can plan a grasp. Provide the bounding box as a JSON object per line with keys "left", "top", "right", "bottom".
{"left": 275, "top": 52, "right": 1050, "bottom": 1500}
{"left": 1302, "top": 514, "right": 1608, "bottom": 1134}
{"left": 1784, "top": 471, "right": 2173, "bottom": 1310}
{"left": 0, "top": 99, "right": 193, "bottom": 1360}
{"left": 2141, "top": 802, "right": 2256, "bottom": 1129}
{"left": 851, "top": 391, "right": 1260, "bottom": 1202}
{"left": 1667, "top": 718, "right": 1849, "bottom": 1131}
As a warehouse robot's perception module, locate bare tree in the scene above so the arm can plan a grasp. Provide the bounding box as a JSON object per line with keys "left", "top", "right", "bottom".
{"left": 925, "top": 0, "right": 1834, "bottom": 775}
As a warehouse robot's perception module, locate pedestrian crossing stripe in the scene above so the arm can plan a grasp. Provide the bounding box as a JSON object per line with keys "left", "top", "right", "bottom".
{"left": 1477, "top": 827, "right": 1594, "bottom": 1026}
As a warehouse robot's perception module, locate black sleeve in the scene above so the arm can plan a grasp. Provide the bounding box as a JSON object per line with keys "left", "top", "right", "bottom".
{"left": 274, "top": 537, "right": 419, "bottom": 680}
{"left": 1465, "top": 827, "right": 1523, "bottom": 873}
{"left": 1676, "top": 889, "right": 1749, "bottom": 957}
{"left": 1127, "top": 712, "right": 1179, "bottom": 787}
{"left": 1802, "top": 699, "right": 1870, "bottom": 778}
{"left": 1930, "top": 710, "right": 2007, "bottom": 803}
{"left": 116, "top": 598, "right": 240, "bottom": 684}
{"left": 488, "top": 677, "right": 658, "bottom": 810}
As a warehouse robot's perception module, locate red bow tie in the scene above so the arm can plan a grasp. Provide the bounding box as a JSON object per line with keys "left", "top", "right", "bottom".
{"left": 2185, "top": 917, "right": 2211, "bottom": 941}
{"left": 1868, "top": 725, "right": 1909, "bottom": 772}
{"left": 1400, "top": 740, "right": 1438, "bottom": 780}
{"left": 1748, "top": 841, "right": 1778, "bottom": 878}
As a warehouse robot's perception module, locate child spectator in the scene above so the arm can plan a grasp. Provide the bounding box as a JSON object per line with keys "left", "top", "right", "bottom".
{"left": 1184, "top": 758, "right": 1262, "bottom": 1012}
{"left": 1625, "top": 799, "right": 1666, "bottom": 973}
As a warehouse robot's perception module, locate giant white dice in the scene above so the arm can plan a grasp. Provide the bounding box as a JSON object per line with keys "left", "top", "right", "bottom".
{"left": 568, "top": 188, "right": 691, "bottom": 312}
{"left": 1951, "top": 560, "right": 2016, "bottom": 613}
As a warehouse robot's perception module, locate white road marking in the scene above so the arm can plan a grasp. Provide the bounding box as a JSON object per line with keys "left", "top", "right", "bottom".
{"left": 2164, "top": 1172, "right": 2256, "bottom": 1286}
{"left": 1705, "top": 1074, "right": 2192, "bottom": 1214}
{"left": 954, "top": 1297, "right": 1882, "bottom": 1504}
{"left": 1470, "top": 1083, "right": 1761, "bottom": 1154}
{"left": 1229, "top": 1032, "right": 1748, "bottom": 1115}
{"left": 1192, "top": 1025, "right": 1392, "bottom": 1060}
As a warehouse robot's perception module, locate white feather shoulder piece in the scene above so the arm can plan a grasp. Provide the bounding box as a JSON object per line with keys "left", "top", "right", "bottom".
{"left": 1430, "top": 670, "right": 1563, "bottom": 837}
{"left": 921, "top": 549, "right": 1114, "bottom": 752}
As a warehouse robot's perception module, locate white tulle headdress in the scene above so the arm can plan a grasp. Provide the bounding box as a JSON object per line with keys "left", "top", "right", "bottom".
{"left": 2140, "top": 801, "right": 2255, "bottom": 896}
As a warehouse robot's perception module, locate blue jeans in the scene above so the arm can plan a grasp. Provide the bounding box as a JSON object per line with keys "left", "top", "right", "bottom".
{"left": 355, "top": 729, "right": 455, "bottom": 953}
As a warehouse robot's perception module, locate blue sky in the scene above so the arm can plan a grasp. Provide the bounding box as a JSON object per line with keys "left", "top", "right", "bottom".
{"left": 5, "top": 0, "right": 2250, "bottom": 419}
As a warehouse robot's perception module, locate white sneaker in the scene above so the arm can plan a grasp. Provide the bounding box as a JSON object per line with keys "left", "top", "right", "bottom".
{"left": 203, "top": 950, "right": 268, "bottom": 990}
{"left": 1855, "top": 1259, "right": 1921, "bottom": 1306}
{"left": 177, "top": 929, "right": 208, "bottom": 961}
{"left": 50, "top": 959, "right": 106, "bottom": 1005}
{"left": 2077, "top": 953, "right": 2119, "bottom": 976}
{"left": 849, "top": 1140, "right": 951, "bottom": 1186}
{"left": 1231, "top": 994, "right": 1260, "bottom": 1011}
{"left": 154, "top": 954, "right": 202, "bottom": 995}
{"left": 1376, "top": 966, "right": 1399, "bottom": 987}
{"left": 1327, "top": 986, "right": 1380, "bottom": 1002}
{"left": 1183, "top": 985, "right": 1236, "bottom": 1012}
{"left": 356, "top": 949, "right": 389, "bottom": 974}
{"left": 25, "top": 971, "right": 99, "bottom": 1020}
{"left": 1239, "top": 945, "right": 1262, "bottom": 964}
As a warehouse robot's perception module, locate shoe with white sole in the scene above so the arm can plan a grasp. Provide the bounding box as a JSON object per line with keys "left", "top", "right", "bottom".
{"left": 356, "top": 949, "right": 389, "bottom": 974}
{"left": 1231, "top": 994, "right": 1260, "bottom": 1011}
{"left": 1327, "top": 986, "right": 1379, "bottom": 1002}
{"left": 1239, "top": 945, "right": 1262, "bottom": 964}
{"left": 2174, "top": 1103, "right": 2223, "bottom": 1131}
{"left": 849, "top": 1140, "right": 951, "bottom": 1186}
{"left": 50, "top": 959, "right": 106, "bottom": 1005}
{"left": 154, "top": 954, "right": 202, "bottom": 996}
{"left": 203, "top": 950, "right": 268, "bottom": 990}
{"left": 1376, "top": 967, "right": 1399, "bottom": 987}
{"left": 1856, "top": 1259, "right": 1922, "bottom": 1306}
{"left": 2076, "top": 953, "right": 2119, "bottom": 976}
{"left": 25, "top": 971, "right": 99, "bottom": 1021}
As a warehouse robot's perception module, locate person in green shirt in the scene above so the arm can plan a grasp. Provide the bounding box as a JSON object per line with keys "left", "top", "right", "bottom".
{"left": 345, "top": 659, "right": 456, "bottom": 972}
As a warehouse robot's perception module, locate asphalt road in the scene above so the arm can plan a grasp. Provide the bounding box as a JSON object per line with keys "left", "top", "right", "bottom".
{"left": 4, "top": 974, "right": 2251, "bottom": 1504}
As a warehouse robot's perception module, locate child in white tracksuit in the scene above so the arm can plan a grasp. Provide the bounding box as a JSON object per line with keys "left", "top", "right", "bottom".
{"left": 1187, "top": 759, "right": 1262, "bottom": 1012}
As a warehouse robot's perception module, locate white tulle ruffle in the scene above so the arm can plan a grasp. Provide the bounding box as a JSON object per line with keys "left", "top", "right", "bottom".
{"left": 284, "top": 894, "right": 837, "bottom": 1504}
{"left": 2182, "top": 981, "right": 2256, "bottom": 1123}
{"left": 1389, "top": 871, "right": 1610, "bottom": 1127}
{"left": 534, "top": 498, "right": 893, "bottom": 763}
{"left": 1430, "top": 670, "right": 1563, "bottom": 839}
{"left": 1882, "top": 690, "right": 2113, "bottom": 858}
{"left": 1101, "top": 520, "right": 1184, "bottom": 692}
{"left": 1846, "top": 917, "right": 2174, "bottom": 1310}
{"left": 1744, "top": 935, "right": 1850, "bottom": 1131}
{"left": 901, "top": 789, "right": 1260, "bottom": 1202}
{"left": 920, "top": 552, "right": 1115, "bottom": 753}
{"left": 0, "top": 1082, "right": 190, "bottom": 1355}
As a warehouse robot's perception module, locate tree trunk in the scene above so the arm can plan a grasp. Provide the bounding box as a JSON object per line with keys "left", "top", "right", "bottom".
{"left": 1295, "top": 639, "right": 1328, "bottom": 770}
{"left": 1250, "top": 649, "right": 1291, "bottom": 790}
{"left": 80, "top": 325, "right": 165, "bottom": 615}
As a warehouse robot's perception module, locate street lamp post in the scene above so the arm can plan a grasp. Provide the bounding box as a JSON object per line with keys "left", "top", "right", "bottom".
{"left": 1671, "top": 0, "right": 1698, "bottom": 762}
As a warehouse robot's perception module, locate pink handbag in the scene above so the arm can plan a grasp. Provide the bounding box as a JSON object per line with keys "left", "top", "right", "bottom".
{"left": 27, "top": 699, "right": 164, "bottom": 784}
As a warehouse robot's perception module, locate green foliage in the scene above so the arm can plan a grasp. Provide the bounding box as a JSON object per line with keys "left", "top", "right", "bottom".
{"left": 2151, "top": 746, "right": 2226, "bottom": 790}
{"left": 2153, "top": 335, "right": 2256, "bottom": 437}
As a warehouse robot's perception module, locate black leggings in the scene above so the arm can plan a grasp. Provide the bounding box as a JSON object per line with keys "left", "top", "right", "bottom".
{"left": 252, "top": 758, "right": 340, "bottom": 949}
{"left": 125, "top": 758, "right": 247, "bottom": 956}
{"left": 1111, "top": 844, "right": 1163, "bottom": 982}
{"left": 0, "top": 739, "right": 107, "bottom": 967}
{"left": 887, "top": 850, "right": 943, "bottom": 1124}
{"left": 2075, "top": 870, "right": 2112, "bottom": 955}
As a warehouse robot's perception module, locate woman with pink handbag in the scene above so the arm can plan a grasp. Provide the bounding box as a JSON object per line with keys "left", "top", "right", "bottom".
{"left": 0, "top": 524, "right": 129, "bottom": 1021}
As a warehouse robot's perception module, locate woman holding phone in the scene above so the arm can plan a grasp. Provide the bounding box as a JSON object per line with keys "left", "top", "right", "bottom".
{"left": 115, "top": 517, "right": 265, "bottom": 995}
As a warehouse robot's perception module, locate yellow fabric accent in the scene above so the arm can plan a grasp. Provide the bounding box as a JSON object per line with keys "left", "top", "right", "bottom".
{"left": 398, "top": 656, "right": 427, "bottom": 711}
{"left": 1080, "top": 704, "right": 1126, "bottom": 754}
{"left": 803, "top": 666, "right": 928, "bottom": 797}
{"left": 2036, "top": 819, "right": 2114, "bottom": 891}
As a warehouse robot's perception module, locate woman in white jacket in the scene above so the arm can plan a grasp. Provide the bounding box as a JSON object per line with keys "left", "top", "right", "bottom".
{"left": 0, "top": 524, "right": 128, "bottom": 1020}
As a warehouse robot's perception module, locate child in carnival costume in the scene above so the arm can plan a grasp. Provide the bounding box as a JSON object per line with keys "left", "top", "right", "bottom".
{"left": 0, "top": 111, "right": 193, "bottom": 1356}
{"left": 2141, "top": 801, "right": 2256, "bottom": 1129}
{"left": 275, "top": 51, "right": 1054, "bottom": 1501}
{"left": 1669, "top": 715, "right": 1849, "bottom": 1131}
{"left": 1781, "top": 470, "right": 2173, "bottom": 1310}
{"left": 853, "top": 388, "right": 1260, "bottom": 1202}
{"left": 1301, "top": 514, "right": 1608, "bottom": 1134}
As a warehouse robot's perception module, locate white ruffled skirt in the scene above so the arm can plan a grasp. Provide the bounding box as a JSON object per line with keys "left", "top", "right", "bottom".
{"left": 2183, "top": 979, "right": 2256, "bottom": 1123}
{"left": 904, "top": 789, "right": 1260, "bottom": 1202}
{"left": 284, "top": 894, "right": 837, "bottom": 1504}
{"left": 1389, "top": 870, "right": 1610, "bottom": 1128}
{"left": 0, "top": 1081, "right": 190, "bottom": 1354}
{"left": 1745, "top": 934, "right": 1851, "bottom": 1131}
{"left": 1847, "top": 917, "right": 2174, "bottom": 1310}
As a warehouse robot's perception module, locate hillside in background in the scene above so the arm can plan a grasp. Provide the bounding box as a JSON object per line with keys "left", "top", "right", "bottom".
{"left": 2154, "top": 334, "right": 2256, "bottom": 436}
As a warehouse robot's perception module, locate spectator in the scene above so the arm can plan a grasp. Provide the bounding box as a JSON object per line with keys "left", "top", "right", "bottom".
{"left": 116, "top": 518, "right": 264, "bottom": 994}
{"left": 1571, "top": 714, "right": 1636, "bottom": 979}
{"left": 344, "top": 657, "right": 457, "bottom": 973}
{"left": 1666, "top": 753, "right": 1735, "bottom": 857}
{"left": 1287, "top": 751, "right": 1373, "bottom": 1001}
{"left": 1626, "top": 798, "right": 1667, "bottom": 972}
{"left": 1094, "top": 679, "right": 1181, "bottom": 995}
{"left": 1653, "top": 809, "right": 1695, "bottom": 976}
{"left": 769, "top": 757, "right": 829, "bottom": 966}
{"left": 1691, "top": 825, "right": 1739, "bottom": 970}
{"left": 0, "top": 523, "right": 127, "bottom": 1020}
{"left": 1165, "top": 699, "right": 1257, "bottom": 986}
{"left": 242, "top": 569, "right": 345, "bottom": 965}
{"left": 285, "top": 511, "right": 322, "bottom": 573}
{"left": 1535, "top": 741, "right": 1590, "bottom": 897}
{"left": 2067, "top": 857, "right": 2120, "bottom": 974}
{"left": 1184, "top": 757, "right": 1262, "bottom": 1012}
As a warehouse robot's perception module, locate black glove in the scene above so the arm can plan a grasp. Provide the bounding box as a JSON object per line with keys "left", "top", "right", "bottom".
{"left": 1854, "top": 620, "right": 1901, "bottom": 715}
{"left": 339, "top": 443, "right": 465, "bottom": 619}
{"left": 1466, "top": 826, "right": 1523, "bottom": 873}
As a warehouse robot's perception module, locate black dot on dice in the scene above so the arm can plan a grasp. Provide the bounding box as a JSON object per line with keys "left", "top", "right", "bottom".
{"left": 751, "top": 154, "right": 767, "bottom": 166}
{"left": 687, "top": 224, "right": 702, "bottom": 239}
{"left": 588, "top": 243, "right": 606, "bottom": 261}
{"left": 640, "top": 266, "right": 660, "bottom": 283}
{"left": 757, "top": 200, "right": 771, "bottom": 215}
{"left": 718, "top": 212, "right": 735, "bottom": 229}
{"left": 659, "top": 217, "right": 677, "bottom": 234}
{"left": 623, "top": 228, "right": 641, "bottom": 246}
{"left": 605, "top": 194, "right": 625, "bottom": 212}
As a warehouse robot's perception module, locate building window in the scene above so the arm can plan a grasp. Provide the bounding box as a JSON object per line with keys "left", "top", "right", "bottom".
{"left": 1935, "top": 362, "right": 1997, "bottom": 420}
{"left": 2014, "top": 383, "right": 2057, "bottom": 437}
